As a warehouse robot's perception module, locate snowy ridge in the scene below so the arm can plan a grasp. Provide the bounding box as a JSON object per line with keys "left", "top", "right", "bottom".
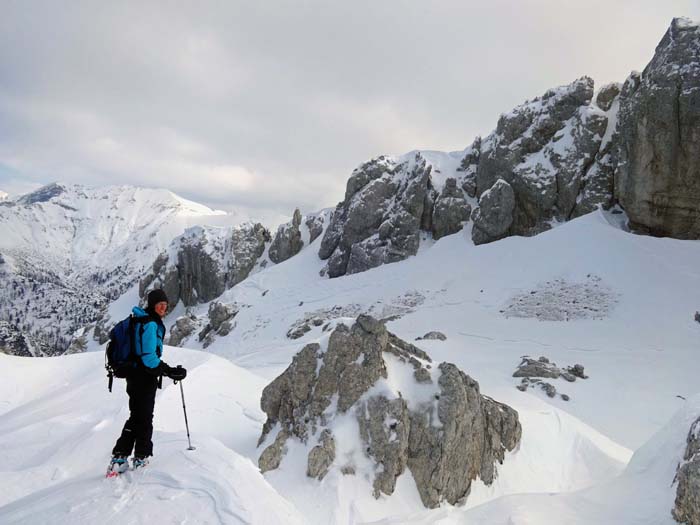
{"left": 396, "top": 149, "right": 465, "bottom": 193}
{"left": 0, "top": 182, "right": 238, "bottom": 355}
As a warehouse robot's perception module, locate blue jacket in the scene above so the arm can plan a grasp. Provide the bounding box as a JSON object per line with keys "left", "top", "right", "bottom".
{"left": 132, "top": 306, "right": 165, "bottom": 369}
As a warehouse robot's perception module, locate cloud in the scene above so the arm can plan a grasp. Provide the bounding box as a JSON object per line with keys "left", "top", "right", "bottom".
{"left": 0, "top": 1, "right": 697, "bottom": 222}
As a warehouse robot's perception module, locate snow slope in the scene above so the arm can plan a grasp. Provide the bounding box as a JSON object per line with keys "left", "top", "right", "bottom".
{"left": 0, "top": 210, "right": 699, "bottom": 523}
{"left": 0, "top": 350, "right": 304, "bottom": 525}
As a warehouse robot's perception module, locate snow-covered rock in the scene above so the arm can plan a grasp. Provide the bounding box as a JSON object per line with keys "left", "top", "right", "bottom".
{"left": 319, "top": 153, "right": 471, "bottom": 277}
{"left": 673, "top": 415, "right": 700, "bottom": 524}
{"left": 139, "top": 222, "right": 270, "bottom": 310}
{"left": 473, "top": 76, "right": 609, "bottom": 240}
{"left": 269, "top": 208, "right": 327, "bottom": 264}
{"left": 257, "top": 315, "right": 522, "bottom": 508}
{"left": 269, "top": 208, "right": 304, "bottom": 264}
{"left": 471, "top": 178, "right": 516, "bottom": 245}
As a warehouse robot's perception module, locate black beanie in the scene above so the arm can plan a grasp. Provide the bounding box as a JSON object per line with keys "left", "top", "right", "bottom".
{"left": 147, "top": 289, "right": 169, "bottom": 308}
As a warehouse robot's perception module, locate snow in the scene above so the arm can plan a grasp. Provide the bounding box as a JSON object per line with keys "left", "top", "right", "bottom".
{"left": 0, "top": 182, "right": 242, "bottom": 354}
{"left": 1, "top": 209, "right": 700, "bottom": 523}
{"left": 398, "top": 150, "right": 464, "bottom": 192}
{"left": 0, "top": 190, "right": 8, "bottom": 201}
{"left": 675, "top": 16, "right": 700, "bottom": 30}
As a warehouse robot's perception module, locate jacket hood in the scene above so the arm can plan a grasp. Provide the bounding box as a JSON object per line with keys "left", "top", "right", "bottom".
{"left": 132, "top": 306, "right": 148, "bottom": 317}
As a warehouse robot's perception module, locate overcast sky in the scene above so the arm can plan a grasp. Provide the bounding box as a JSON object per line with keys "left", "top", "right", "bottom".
{"left": 1, "top": 1, "right": 698, "bottom": 223}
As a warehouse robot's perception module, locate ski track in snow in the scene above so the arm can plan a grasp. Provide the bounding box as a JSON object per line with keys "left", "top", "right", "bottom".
{"left": 1, "top": 210, "right": 699, "bottom": 524}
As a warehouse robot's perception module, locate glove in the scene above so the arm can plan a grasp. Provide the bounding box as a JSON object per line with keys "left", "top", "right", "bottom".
{"left": 168, "top": 365, "right": 187, "bottom": 381}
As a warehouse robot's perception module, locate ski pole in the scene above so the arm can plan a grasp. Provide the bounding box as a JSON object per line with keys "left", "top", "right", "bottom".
{"left": 178, "top": 380, "right": 196, "bottom": 451}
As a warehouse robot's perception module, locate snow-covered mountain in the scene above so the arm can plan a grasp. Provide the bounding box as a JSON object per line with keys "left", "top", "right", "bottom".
{"left": 0, "top": 191, "right": 8, "bottom": 202}
{"left": 1, "top": 18, "right": 699, "bottom": 524}
{"left": 0, "top": 182, "right": 236, "bottom": 355}
{"left": 0, "top": 210, "right": 699, "bottom": 524}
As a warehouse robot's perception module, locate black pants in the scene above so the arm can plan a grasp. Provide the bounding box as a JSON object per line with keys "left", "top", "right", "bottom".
{"left": 112, "top": 370, "right": 159, "bottom": 458}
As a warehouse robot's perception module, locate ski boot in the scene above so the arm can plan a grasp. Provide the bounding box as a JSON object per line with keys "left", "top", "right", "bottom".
{"left": 106, "top": 455, "right": 129, "bottom": 478}
{"left": 131, "top": 456, "right": 149, "bottom": 470}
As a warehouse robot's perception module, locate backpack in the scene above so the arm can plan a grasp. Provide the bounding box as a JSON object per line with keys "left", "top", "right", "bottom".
{"left": 105, "top": 314, "right": 151, "bottom": 392}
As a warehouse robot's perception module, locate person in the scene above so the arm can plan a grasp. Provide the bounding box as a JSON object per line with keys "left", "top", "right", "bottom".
{"left": 108, "top": 289, "right": 187, "bottom": 475}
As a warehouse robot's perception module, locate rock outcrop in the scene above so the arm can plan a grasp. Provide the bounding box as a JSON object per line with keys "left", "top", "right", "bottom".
{"left": 167, "top": 314, "right": 198, "bottom": 346}
{"left": 471, "top": 76, "right": 609, "bottom": 242}
{"left": 673, "top": 416, "right": 700, "bottom": 524}
{"left": 617, "top": 18, "right": 700, "bottom": 239}
{"left": 431, "top": 178, "right": 471, "bottom": 240}
{"left": 319, "top": 154, "right": 472, "bottom": 277}
{"left": 310, "top": 19, "right": 700, "bottom": 274}
{"left": 269, "top": 209, "right": 328, "bottom": 264}
{"left": 471, "top": 179, "right": 516, "bottom": 245}
{"left": 269, "top": 209, "right": 304, "bottom": 264}
{"left": 416, "top": 331, "right": 447, "bottom": 341}
{"left": 513, "top": 356, "right": 588, "bottom": 383}
{"left": 257, "top": 315, "right": 522, "bottom": 508}
{"left": 198, "top": 301, "right": 238, "bottom": 347}
{"left": 140, "top": 223, "right": 270, "bottom": 309}
{"left": 319, "top": 155, "right": 434, "bottom": 277}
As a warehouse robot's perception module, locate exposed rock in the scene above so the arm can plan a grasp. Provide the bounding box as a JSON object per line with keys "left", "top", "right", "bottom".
{"left": 168, "top": 314, "right": 198, "bottom": 346}
{"left": 208, "top": 302, "right": 238, "bottom": 332}
{"left": 517, "top": 378, "right": 568, "bottom": 400}
{"left": 616, "top": 18, "right": 700, "bottom": 239}
{"left": 217, "top": 320, "right": 234, "bottom": 337}
{"left": 695, "top": 312, "right": 700, "bottom": 324}
{"left": 197, "top": 302, "right": 239, "bottom": 348}
{"left": 513, "top": 356, "right": 562, "bottom": 379}
{"left": 258, "top": 315, "right": 521, "bottom": 508}
{"left": 475, "top": 77, "right": 603, "bottom": 235}
{"left": 514, "top": 357, "right": 587, "bottom": 400}
{"left": 287, "top": 323, "right": 312, "bottom": 340}
{"left": 416, "top": 331, "right": 447, "bottom": 341}
{"left": 457, "top": 137, "right": 480, "bottom": 198}
{"left": 431, "top": 178, "right": 471, "bottom": 240}
{"left": 16, "top": 182, "right": 66, "bottom": 205}
{"left": 318, "top": 154, "right": 433, "bottom": 277}
{"left": 471, "top": 179, "right": 516, "bottom": 245}
{"left": 572, "top": 103, "right": 619, "bottom": 219}
{"left": 596, "top": 82, "right": 621, "bottom": 112}
{"left": 673, "top": 416, "right": 700, "bottom": 524}
{"left": 65, "top": 333, "right": 88, "bottom": 354}
{"left": 307, "top": 429, "right": 336, "bottom": 480}
{"left": 259, "top": 429, "right": 289, "bottom": 474}
{"left": 408, "top": 362, "right": 521, "bottom": 507}
{"left": 269, "top": 209, "right": 304, "bottom": 264}
{"left": 566, "top": 364, "right": 588, "bottom": 379}
{"left": 305, "top": 213, "right": 326, "bottom": 244}
{"left": 140, "top": 223, "right": 270, "bottom": 308}
{"left": 358, "top": 395, "right": 410, "bottom": 497}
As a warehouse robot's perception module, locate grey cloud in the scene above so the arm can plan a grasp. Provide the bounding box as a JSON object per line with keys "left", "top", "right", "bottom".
{"left": 0, "top": 1, "right": 697, "bottom": 220}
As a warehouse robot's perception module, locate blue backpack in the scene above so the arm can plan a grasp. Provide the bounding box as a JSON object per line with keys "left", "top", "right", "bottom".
{"left": 105, "top": 314, "right": 150, "bottom": 391}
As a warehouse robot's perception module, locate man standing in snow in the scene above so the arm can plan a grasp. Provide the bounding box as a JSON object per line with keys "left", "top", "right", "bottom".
{"left": 108, "top": 289, "right": 187, "bottom": 475}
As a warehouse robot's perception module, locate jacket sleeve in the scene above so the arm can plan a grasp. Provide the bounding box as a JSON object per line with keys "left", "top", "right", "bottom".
{"left": 139, "top": 322, "right": 162, "bottom": 369}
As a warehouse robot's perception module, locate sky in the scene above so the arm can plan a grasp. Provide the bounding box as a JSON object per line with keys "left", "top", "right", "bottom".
{"left": 1, "top": 1, "right": 698, "bottom": 224}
